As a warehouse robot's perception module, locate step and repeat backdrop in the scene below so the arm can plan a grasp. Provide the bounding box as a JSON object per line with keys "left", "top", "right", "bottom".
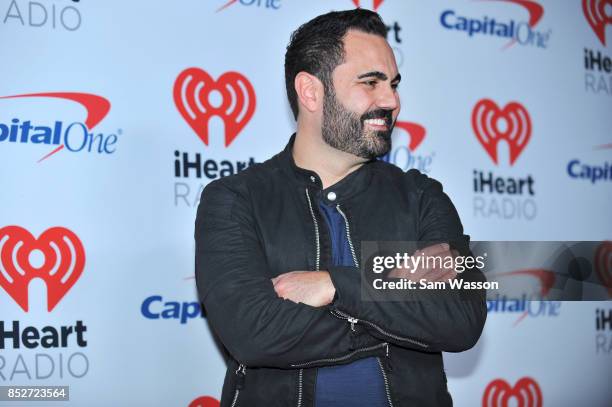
{"left": 1, "top": 0, "right": 611, "bottom": 406}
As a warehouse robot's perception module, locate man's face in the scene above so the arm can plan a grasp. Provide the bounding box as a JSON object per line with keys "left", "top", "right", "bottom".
{"left": 322, "top": 30, "right": 401, "bottom": 160}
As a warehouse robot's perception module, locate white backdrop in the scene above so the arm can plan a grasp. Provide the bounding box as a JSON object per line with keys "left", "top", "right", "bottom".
{"left": 1, "top": 0, "right": 611, "bottom": 406}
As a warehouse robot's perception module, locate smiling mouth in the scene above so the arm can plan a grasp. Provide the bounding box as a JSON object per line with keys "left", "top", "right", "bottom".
{"left": 364, "top": 118, "right": 389, "bottom": 130}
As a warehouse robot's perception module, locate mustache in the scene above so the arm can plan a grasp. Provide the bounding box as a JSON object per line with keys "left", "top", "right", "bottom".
{"left": 360, "top": 109, "right": 394, "bottom": 127}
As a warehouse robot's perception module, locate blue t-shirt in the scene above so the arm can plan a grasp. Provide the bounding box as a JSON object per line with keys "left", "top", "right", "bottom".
{"left": 314, "top": 201, "right": 387, "bottom": 407}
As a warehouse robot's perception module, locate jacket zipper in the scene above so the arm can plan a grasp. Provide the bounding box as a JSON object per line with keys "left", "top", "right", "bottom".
{"left": 331, "top": 307, "right": 429, "bottom": 349}
{"left": 301, "top": 191, "right": 400, "bottom": 406}
{"left": 335, "top": 204, "right": 359, "bottom": 267}
{"left": 332, "top": 206, "right": 429, "bottom": 349}
{"left": 377, "top": 347, "right": 395, "bottom": 407}
{"left": 290, "top": 342, "right": 389, "bottom": 368}
{"left": 296, "top": 367, "right": 303, "bottom": 407}
{"left": 230, "top": 363, "right": 246, "bottom": 407}
{"left": 298, "top": 187, "right": 321, "bottom": 407}
{"left": 305, "top": 188, "right": 320, "bottom": 271}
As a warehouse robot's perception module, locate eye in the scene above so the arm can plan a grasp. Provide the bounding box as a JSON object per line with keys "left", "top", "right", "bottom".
{"left": 363, "top": 80, "right": 377, "bottom": 88}
{"left": 391, "top": 82, "right": 400, "bottom": 91}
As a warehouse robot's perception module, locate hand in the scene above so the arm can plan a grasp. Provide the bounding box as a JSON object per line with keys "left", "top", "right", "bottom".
{"left": 271, "top": 271, "right": 336, "bottom": 307}
{"left": 388, "top": 243, "right": 458, "bottom": 283}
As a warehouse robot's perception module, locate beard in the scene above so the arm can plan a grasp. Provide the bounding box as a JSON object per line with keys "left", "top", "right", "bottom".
{"left": 321, "top": 86, "right": 395, "bottom": 160}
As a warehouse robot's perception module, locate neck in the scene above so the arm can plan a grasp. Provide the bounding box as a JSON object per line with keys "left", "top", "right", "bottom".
{"left": 293, "top": 128, "right": 366, "bottom": 189}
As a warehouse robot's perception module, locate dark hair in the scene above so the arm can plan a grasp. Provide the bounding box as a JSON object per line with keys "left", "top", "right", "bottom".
{"left": 284, "top": 9, "right": 388, "bottom": 120}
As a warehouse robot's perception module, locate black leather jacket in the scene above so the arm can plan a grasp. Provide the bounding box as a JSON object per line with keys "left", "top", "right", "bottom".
{"left": 195, "top": 135, "right": 487, "bottom": 407}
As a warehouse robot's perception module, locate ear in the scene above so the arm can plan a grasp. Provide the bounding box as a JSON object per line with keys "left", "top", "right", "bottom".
{"left": 294, "top": 72, "right": 323, "bottom": 115}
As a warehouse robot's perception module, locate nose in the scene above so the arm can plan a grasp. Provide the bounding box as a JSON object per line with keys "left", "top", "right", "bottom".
{"left": 376, "top": 84, "right": 399, "bottom": 111}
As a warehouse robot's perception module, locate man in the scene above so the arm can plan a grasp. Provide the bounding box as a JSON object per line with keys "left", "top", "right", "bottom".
{"left": 195, "top": 9, "right": 486, "bottom": 407}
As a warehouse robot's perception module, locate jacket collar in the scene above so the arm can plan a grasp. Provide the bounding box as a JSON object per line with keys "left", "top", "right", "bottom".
{"left": 278, "top": 133, "right": 375, "bottom": 205}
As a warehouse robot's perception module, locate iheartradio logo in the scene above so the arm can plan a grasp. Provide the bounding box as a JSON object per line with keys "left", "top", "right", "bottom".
{"left": 0, "top": 226, "right": 85, "bottom": 312}
{"left": 583, "top": 0, "right": 612, "bottom": 46}
{"left": 174, "top": 68, "right": 256, "bottom": 147}
{"left": 188, "top": 396, "right": 219, "bottom": 407}
{"left": 483, "top": 377, "right": 543, "bottom": 407}
{"left": 352, "top": 0, "right": 385, "bottom": 10}
{"left": 595, "top": 241, "right": 612, "bottom": 297}
{"left": 472, "top": 99, "right": 531, "bottom": 166}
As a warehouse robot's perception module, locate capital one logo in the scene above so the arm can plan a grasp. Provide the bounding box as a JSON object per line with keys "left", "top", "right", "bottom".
{"left": 478, "top": 0, "right": 544, "bottom": 33}
{"left": 583, "top": 0, "right": 612, "bottom": 45}
{"left": 352, "top": 0, "right": 385, "bottom": 10}
{"left": 394, "top": 121, "right": 426, "bottom": 151}
{"left": 216, "top": 0, "right": 281, "bottom": 12}
{"left": 440, "top": 0, "right": 548, "bottom": 50}
{"left": 0, "top": 226, "right": 85, "bottom": 312}
{"left": 472, "top": 99, "right": 531, "bottom": 166}
{"left": 483, "top": 377, "right": 543, "bottom": 407}
{"left": 380, "top": 120, "right": 430, "bottom": 172}
{"left": 0, "top": 92, "right": 115, "bottom": 162}
{"left": 595, "top": 241, "right": 612, "bottom": 297}
{"left": 174, "top": 68, "right": 256, "bottom": 147}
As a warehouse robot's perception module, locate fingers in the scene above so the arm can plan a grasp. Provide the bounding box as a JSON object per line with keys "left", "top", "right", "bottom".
{"left": 417, "top": 243, "right": 450, "bottom": 257}
{"left": 419, "top": 248, "right": 459, "bottom": 281}
{"left": 388, "top": 245, "right": 459, "bottom": 282}
{"left": 271, "top": 270, "right": 299, "bottom": 286}
{"left": 388, "top": 267, "right": 407, "bottom": 279}
{"left": 270, "top": 271, "right": 313, "bottom": 297}
{"left": 421, "top": 266, "right": 457, "bottom": 282}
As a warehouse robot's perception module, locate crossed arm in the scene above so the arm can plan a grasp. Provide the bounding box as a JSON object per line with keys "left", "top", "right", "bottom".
{"left": 271, "top": 243, "right": 460, "bottom": 307}
{"left": 195, "top": 179, "right": 486, "bottom": 368}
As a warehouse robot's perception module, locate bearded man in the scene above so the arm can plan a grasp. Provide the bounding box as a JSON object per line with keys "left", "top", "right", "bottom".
{"left": 195, "top": 8, "right": 486, "bottom": 407}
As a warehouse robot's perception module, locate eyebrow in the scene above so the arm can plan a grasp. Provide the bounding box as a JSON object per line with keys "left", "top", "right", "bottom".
{"left": 357, "top": 71, "right": 402, "bottom": 83}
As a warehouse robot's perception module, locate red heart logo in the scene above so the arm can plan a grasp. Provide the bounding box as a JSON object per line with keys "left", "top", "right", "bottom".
{"left": 0, "top": 226, "right": 85, "bottom": 312}
{"left": 472, "top": 99, "right": 531, "bottom": 165}
{"left": 394, "top": 121, "right": 426, "bottom": 152}
{"left": 583, "top": 0, "right": 612, "bottom": 46}
{"left": 483, "top": 377, "right": 543, "bottom": 407}
{"left": 595, "top": 241, "right": 612, "bottom": 297}
{"left": 352, "top": 0, "right": 385, "bottom": 10}
{"left": 174, "top": 68, "right": 256, "bottom": 147}
{"left": 188, "top": 396, "right": 220, "bottom": 407}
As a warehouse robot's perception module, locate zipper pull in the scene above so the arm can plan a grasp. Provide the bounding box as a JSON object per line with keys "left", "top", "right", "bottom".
{"left": 384, "top": 343, "right": 393, "bottom": 371}
{"left": 347, "top": 317, "right": 359, "bottom": 332}
{"left": 347, "top": 316, "right": 359, "bottom": 350}
{"left": 235, "top": 363, "right": 246, "bottom": 390}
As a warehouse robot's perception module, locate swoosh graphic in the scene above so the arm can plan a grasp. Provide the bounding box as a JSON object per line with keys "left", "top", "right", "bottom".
{"left": 483, "top": 0, "right": 543, "bottom": 27}
{"left": 216, "top": 0, "right": 238, "bottom": 12}
{"left": 594, "top": 143, "right": 612, "bottom": 150}
{"left": 0, "top": 92, "right": 110, "bottom": 130}
{"left": 490, "top": 268, "right": 555, "bottom": 297}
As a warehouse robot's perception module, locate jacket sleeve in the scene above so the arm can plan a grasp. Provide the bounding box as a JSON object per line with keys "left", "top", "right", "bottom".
{"left": 327, "top": 172, "right": 487, "bottom": 353}
{"left": 195, "top": 179, "right": 375, "bottom": 368}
